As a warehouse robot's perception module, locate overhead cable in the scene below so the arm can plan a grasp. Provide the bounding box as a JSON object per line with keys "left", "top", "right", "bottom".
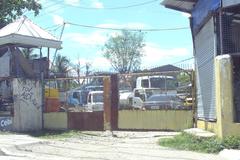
{"left": 64, "top": 0, "right": 159, "bottom": 10}
{"left": 66, "top": 22, "right": 189, "bottom": 32}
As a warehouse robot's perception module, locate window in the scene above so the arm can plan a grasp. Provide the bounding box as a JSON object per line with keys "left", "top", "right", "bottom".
{"left": 93, "top": 93, "right": 103, "bottom": 103}
{"left": 141, "top": 79, "right": 149, "bottom": 88}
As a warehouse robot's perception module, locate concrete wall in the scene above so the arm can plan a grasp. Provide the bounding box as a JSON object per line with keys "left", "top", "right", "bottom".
{"left": 197, "top": 55, "right": 240, "bottom": 138}
{"left": 12, "top": 78, "right": 42, "bottom": 132}
{"left": 44, "top": 112, "right": 68, "bottom": 130}
{"left": 118, "top": 110, "right": 193, "bottom": 131}
{"left": 0, "top": 117, "right": 13, "bottom": 131}
{"left": 215, "top": 55, "right": 240, "bottom": 138}
{"left": 197, "top": 120, "right": 218, "bottom": 134}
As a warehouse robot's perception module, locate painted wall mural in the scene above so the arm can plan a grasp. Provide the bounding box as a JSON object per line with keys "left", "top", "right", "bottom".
{"left": 0, "top": 117, "right": 12, "bottom": 131}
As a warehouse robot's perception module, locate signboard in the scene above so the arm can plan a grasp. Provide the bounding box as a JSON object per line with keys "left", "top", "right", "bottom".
{"left": 0, "top": 117, "right": 12, "bottom": 131}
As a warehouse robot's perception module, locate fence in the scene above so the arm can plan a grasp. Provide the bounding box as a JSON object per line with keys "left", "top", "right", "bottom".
{"left": 43, "top": 66, "right": 195, "bottom": 131}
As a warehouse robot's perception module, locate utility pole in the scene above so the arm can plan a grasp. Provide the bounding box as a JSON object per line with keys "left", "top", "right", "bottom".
{"left": 86, "top": 63, "right": 90, "bottom": 84}
{"left": 51, "top": 22, "right": 66, "bottom": 69}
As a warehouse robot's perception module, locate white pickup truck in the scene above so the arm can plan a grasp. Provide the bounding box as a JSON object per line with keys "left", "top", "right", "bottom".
{"left": 86, "top": 91, "right": 104, "bottom": 111}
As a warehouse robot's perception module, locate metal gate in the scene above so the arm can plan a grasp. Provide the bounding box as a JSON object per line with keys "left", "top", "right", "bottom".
{"left": 194, "top": 17, "right": 216, "bottom": 121}
{"left": 68, "top": 111, "right": 104, "bottom": 131}
{"left": 117, "top": 67, "right": 194, "bottom": 131}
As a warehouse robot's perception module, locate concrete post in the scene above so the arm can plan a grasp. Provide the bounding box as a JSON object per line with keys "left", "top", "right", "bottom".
{"left": 215, "top": 54, "right": 240, "bottom": 138}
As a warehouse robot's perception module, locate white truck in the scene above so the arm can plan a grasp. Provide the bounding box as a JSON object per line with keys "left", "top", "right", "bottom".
{"left": 86, "top": 91, "right": 104, "bottom": 111}
{"left": 130, "top": 75, "right": 178, "bottom": 108}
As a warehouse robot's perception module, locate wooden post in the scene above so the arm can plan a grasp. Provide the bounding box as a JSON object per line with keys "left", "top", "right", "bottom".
{"left": 110, "top": 74, "right": 119, "bottom": 130}
{"left": 103, "top": 76, "right": 111, "bottom": 130}
{"left": 103, "top": 74, "right": 119, "bottom": 131}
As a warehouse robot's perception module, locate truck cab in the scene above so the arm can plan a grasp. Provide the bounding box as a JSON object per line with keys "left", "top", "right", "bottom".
{"left": 130, "top": 75, "right": 178, "bottom": 108}
{"left": 66, "top": 90, "right": 88, "bottom": 107}
{"left": 87, "top": 91, "right": 104, "bottom": 111}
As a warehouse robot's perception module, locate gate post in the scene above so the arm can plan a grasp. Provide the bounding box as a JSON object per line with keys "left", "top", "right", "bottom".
{"left": 110, "top": 74, "right": 119, "bottom": 130}
{"left": 103, "top": 74, "right": 119, "bottom": 131}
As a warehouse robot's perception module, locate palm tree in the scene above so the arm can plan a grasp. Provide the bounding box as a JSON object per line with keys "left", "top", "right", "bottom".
{"left": 51, "top": 55, "right": 71, "bottom": 91}
{"left": 21, "top": 48, "right": 39, "bottom": 60}
{"left": 52, "top": 54, "right": 70, "bottom": 78}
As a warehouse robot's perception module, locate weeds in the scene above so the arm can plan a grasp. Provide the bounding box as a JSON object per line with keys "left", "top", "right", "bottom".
{"left": 28, "top": 130, "right": 84, "bottom": 139}
{"left": 159, "top": 132, "right": 240, "bottom": 153}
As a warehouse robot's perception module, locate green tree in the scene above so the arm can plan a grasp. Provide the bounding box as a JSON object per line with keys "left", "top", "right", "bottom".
{"left": 21, "top": 48, "right": 39, "bottom": 60}
{"left": 0, "top": 0, "right": 41, "bottom": 28}
{"left": 103, "top": 30, "right": 145, "bottom": 73}
{"left": 53, "top": 55, "right": 70, "bottom": 78}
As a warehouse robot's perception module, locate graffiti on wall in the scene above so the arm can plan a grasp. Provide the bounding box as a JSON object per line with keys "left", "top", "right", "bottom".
{"left": 0, "top": 117, "right": 12, "bottom": 131}
{"left": 18, "top": 80, "right": 40, "bottom": 109}
{"left": 20, "top": 86, "right": 38, "bottom": 106}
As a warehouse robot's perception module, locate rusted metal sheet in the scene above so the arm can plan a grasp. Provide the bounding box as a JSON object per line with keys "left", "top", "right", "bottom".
{"left": 103, "top": 75, "right": 119, "bottom": 131}
{"left": 103, "top": 77, "right": 111, "bottom": 130}
{"left": 110, "top": 74, "right": 119, "bottom": 130}
{"left": 68, "top": 111, "right": 104, "bottom": 131}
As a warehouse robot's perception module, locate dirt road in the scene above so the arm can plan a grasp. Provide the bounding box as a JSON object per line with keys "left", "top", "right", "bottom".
{"left": 0, "top": 131, "right": 225, "bottom": 160}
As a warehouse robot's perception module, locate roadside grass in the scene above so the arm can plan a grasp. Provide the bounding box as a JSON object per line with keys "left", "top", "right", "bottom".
{"left": 28, "top": 130, "right": 84, "bottom": 139}
{"left": 159, "top": 132, "right": 240, "bottom": 153}
{"left": 0, "top": 131, "right": 14, "bottom": 135}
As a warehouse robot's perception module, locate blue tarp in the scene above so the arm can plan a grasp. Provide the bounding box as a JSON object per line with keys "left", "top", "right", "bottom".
{"left": 192, "top": 0, "right": 221, "bottom": 33}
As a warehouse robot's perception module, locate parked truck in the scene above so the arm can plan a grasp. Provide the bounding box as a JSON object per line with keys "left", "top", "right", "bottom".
{"left": 129, "top": 75, "right": 178, "bottom": 109}
{"left": 86, "top": 91, "right": 104, "bottom": 111}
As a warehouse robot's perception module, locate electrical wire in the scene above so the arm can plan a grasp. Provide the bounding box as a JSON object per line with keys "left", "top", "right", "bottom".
{"left": 32, "top": 0, "right": 160, "bottom": 19}
{"left": 63, "top": 0, "right": 159, "bottom": 10}
{"left": 173, "top": 57, "right": 194, "bottom": 64}
{"left": 65, "top": 22, "right": 189, "bottom": 32}
{"left": 44, "top": 24, "right": 61, "bottom": 30}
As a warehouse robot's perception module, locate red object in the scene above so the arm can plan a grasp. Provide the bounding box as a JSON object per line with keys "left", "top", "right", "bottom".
{"left": 45, "top": 98, "right": 60, "bottom": 112}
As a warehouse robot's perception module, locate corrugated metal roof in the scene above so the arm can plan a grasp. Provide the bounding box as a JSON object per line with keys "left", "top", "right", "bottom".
{"left": 0, "top": 16, "right": 62, "bottom": 49}
{"left": 161, "top": 0, "right": 197, "bottom": 13}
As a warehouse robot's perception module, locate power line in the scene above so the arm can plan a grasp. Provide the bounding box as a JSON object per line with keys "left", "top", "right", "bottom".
{"left": 64, "top": 0, "right": 159, "bottom": 10}
{"left": 33, "top": 0, "right": 160, "bottom": 19}
{"left": 65, "top": 22, "right": 189, "bottom": 32}
{"left": 44, "top": 24, "right": 61, "bottom": 30}
{"left": 173, "top": 57, "right": 194, "bottom": 65}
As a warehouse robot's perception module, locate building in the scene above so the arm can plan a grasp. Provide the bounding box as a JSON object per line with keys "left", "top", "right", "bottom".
{"left": 162, "top": 0, "right": 240, "bottom": 137}
{"left": 0, "top": 16, "right": 61, "bottom": 132}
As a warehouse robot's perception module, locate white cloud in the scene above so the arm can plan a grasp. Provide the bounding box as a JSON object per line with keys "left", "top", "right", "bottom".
{"left": 52, "top": 15, "right": 64, "bottom": 25}
{"left": 73, "top": 57, "right": 111, "bottom": 71}
{"left": 142, "top": 43, "right": 191, "bottom": 68}
{"left": 92, "top": 57, "right": 111, "bottom": 69}
{"left": 64, "top": 0, "right": 80, "bottom": 6}
{"left": 97, "top": 22, "right": 150, "bottom": 30}
{"left": 181, "top": 12, "right": 191, "bottom": 18}
{"left": 91, "top": 0, "right": 104, "bottom": 9}
{"left": 63, "top": 31, "right": 107, "bottom": 45}
{"left": 63, "top": 22, "right": 149, "bottom": 46}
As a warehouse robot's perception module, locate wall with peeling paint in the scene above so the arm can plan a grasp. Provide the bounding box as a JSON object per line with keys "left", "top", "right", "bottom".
{"left": 197, "top": 55, "right": 240, "bottom": 138}
{"left": 12, "top": 78, "right": 42, "bottom": 131}
{"left": 44, "top": 112, "right": 67, "bottom": 130}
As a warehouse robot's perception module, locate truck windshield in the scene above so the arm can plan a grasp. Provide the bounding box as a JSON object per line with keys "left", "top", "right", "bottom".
{"left": 150, "top": 77, "right": 176, "bottom": 90}
{"left": 93, "top": 93, "right": 104, "bottom": 103}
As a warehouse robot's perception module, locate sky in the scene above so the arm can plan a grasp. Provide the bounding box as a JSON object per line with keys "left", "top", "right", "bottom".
{"left": 26, "top": 0, "right": 193, "bottom": 73}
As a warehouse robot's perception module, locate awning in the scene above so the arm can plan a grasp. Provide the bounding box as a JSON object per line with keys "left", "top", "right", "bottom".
{"left": 0, "top": 16, "right": 62, "bottom": 49}
{"left": 161, "top": 0, "right": 221, "bottom": 34}
{"left": 161, "top": 0, "right": 197, "bottom": 13}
